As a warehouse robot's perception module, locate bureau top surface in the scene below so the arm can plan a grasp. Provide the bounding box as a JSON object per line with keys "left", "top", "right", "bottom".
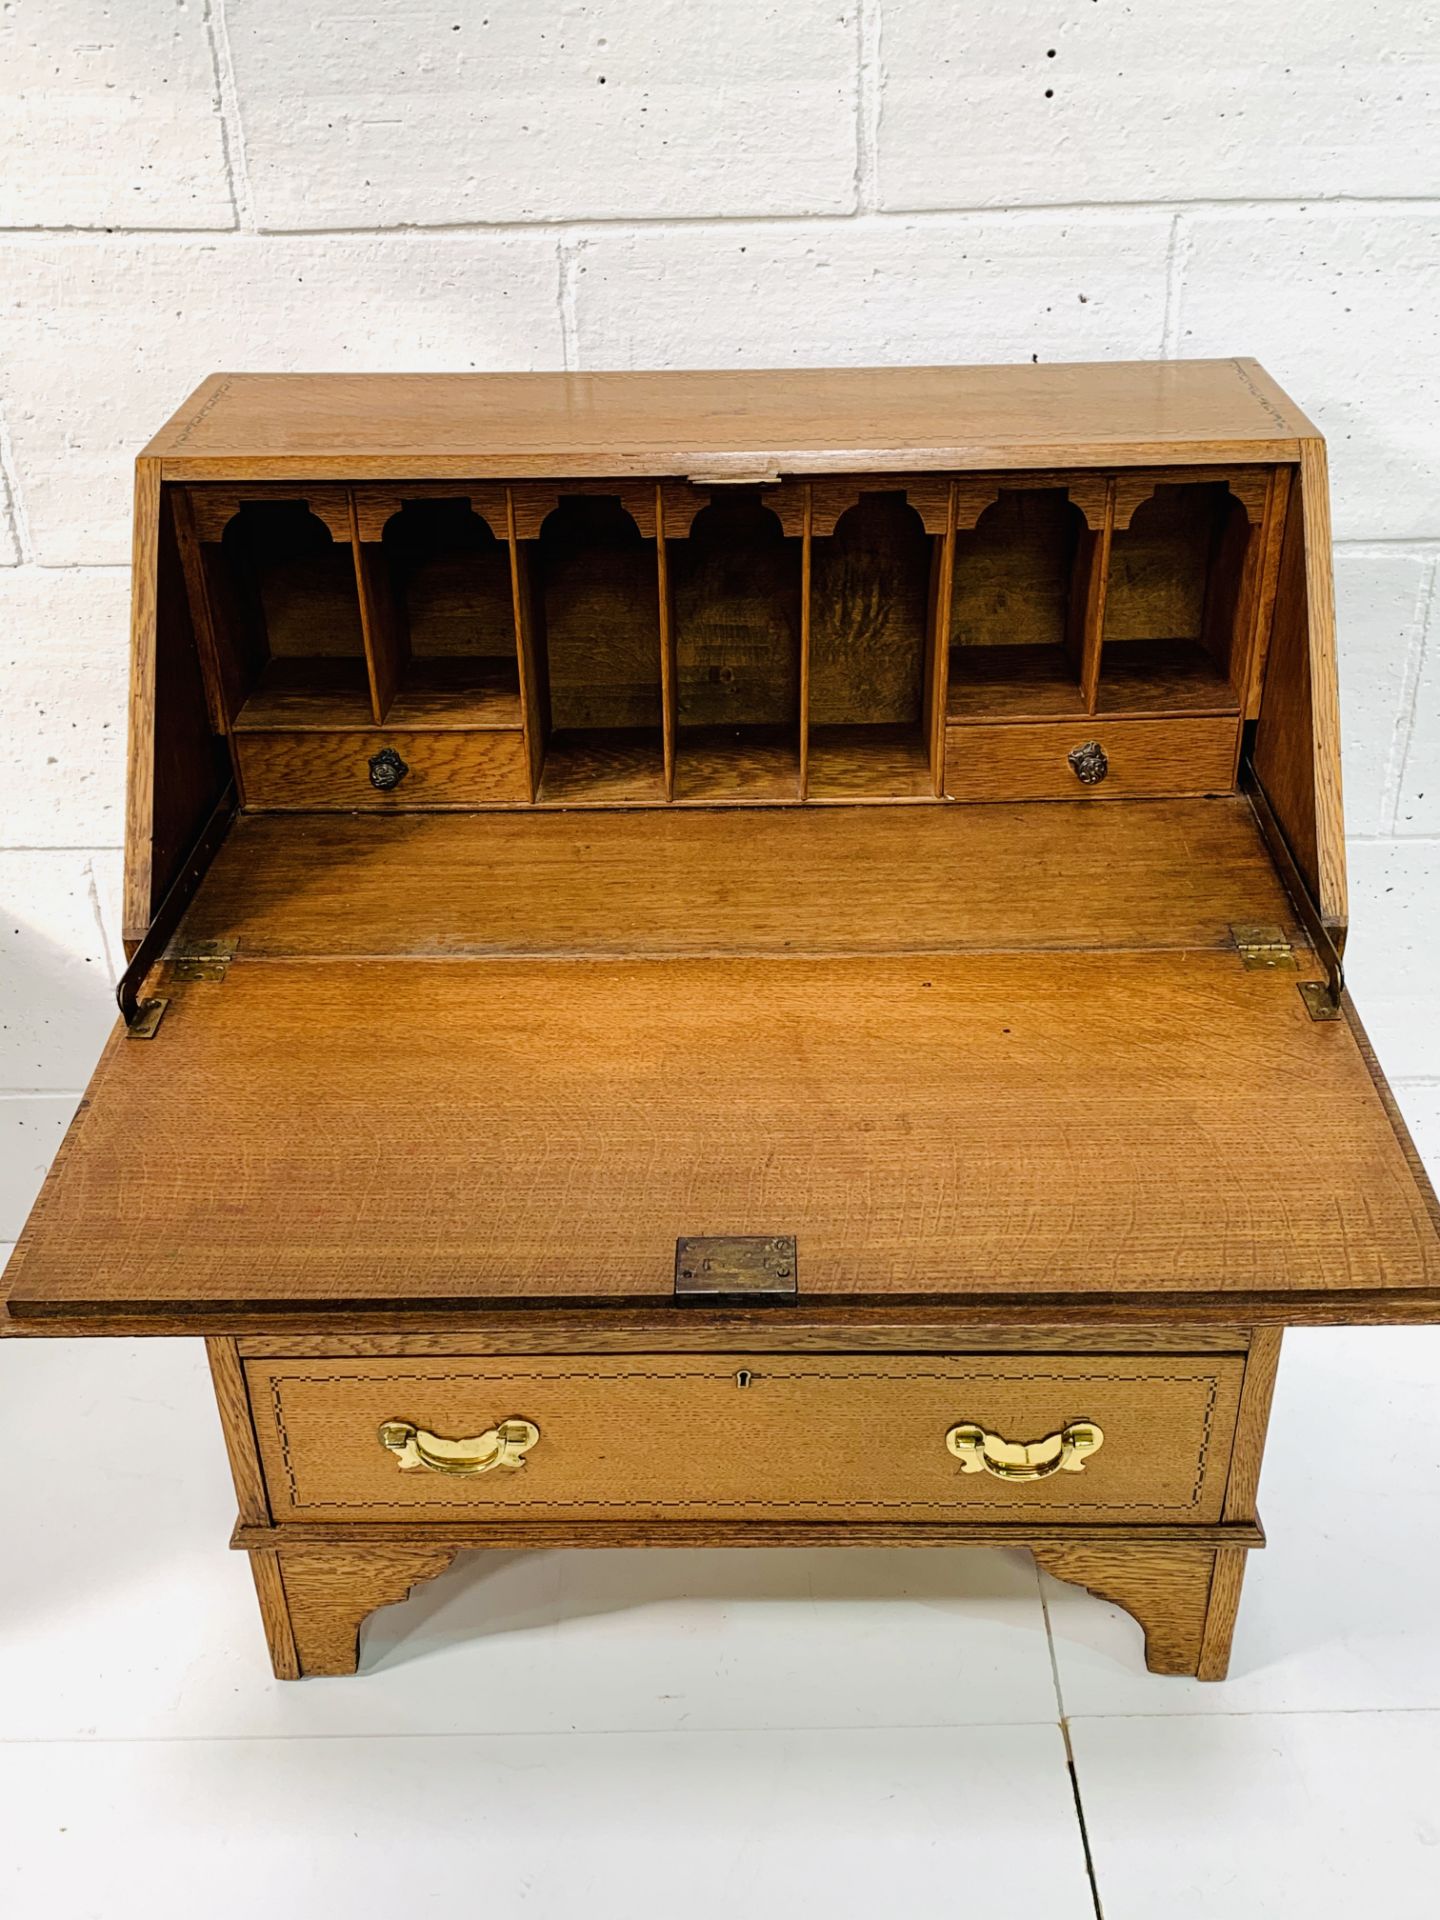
{"left": 143, "top": 360, "right": 1316, "bottom": 477}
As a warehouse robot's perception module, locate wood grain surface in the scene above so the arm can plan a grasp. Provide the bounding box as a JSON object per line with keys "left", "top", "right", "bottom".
{"left": 10, "top": 949, "right": 1440, "bottom": 1318}
{"left": 809, "top": 492, "right": 930, "bottom": 726}
{"left": 272, "top": 1545, "right": 457, "bottom": 1677}
{"left": 143, "top": 362, "right": 1315, "bottom": 479}
{"left": 247, "top": 1351, "right": 1243, "bottom": 1525}
{"left": 805, "top": 724, "right": 934, "bottom": 799}
{"left": 206, "top": 1337, "right": 271, "bottom": 1524}
{"left": 122, "top": 467, "right": 233, "bottom": 942}
{"left": 175, "top": 798, "right": 1301, "bottom": 958}
{"left": 1222, "top": 1327, "right": 1283, "bottom": 1522}
{"left": 234, "top": 1321, "right": 1254, "bottom": 1357}
{"left": 235, "top": 728, "right": 530, "bottom": 809}
{"left": 944, "top": 715, "right": 1240, "bottom": 801}
{"left": 247, "top": 1550, "right": 300, "bottom": 1679}
{"left": 1034, "top": 1542, "right": 1225, "bottom": 1676}
{"left": 234, "top": 1518, "right": 1263, "bottom": 1553}
{"left": 1252, "top": 438, "right": 1348, "bottom": 934}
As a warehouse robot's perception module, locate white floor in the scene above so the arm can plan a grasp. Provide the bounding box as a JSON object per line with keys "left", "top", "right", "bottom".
{"left": 3, "top": 844, "right": 1440, "bottom": 1917}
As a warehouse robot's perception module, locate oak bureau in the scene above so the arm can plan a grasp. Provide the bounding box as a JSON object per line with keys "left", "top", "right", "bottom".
{"left": 6, "top": 362, "right": 1439, "bottom": 1683}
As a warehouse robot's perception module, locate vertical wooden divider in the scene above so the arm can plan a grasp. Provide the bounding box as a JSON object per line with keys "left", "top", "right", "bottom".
{"left": 349, "top": 491, "right": 405, "bottom": 724}
{"left": 1204, "top": 496, "right": 1261, "bottom": 707}
{"left": 798, "top": 483, "right": 813, "bottom": 800}
{"left": 656, "top": 482, "right": 678, "bottom": 802}
{"left": 1075, "top": 478, "right": 1115, "bottom": 716}
{"left": 170, "top": 487, "right": 234, "bottom": 736}
{"left": 1244, "top": 464, "right": 1293, "bottom": 720}
{"left": 506, "top": 486, "right": 547, "bottom": 803}
{"left": 925, "top": 482, "right": 957, "bottom": 797}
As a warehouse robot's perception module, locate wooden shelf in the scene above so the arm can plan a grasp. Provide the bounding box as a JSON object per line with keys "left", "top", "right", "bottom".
{"left": 537, "top": 730, "right": 666, "bottom": 806}
{"left": 233, "top": 657, "right": 373, "bottom": 731}
{"left": 1097, "top": 638, "right": 1240, "bottom": 717}
{"left": 807, "top": 725, "right": 933, "bottom": 799}
{"left": 674, "top": 725, "right": 800, "bottom": 803}
{"left": 948, "top": 645, "right": 1087, "bottom": 724}
{"left": 234, "top": 655, "right": 523, "bottom": 733}
{"left": 386, "top": 657, "right": 523, "bottom": 730}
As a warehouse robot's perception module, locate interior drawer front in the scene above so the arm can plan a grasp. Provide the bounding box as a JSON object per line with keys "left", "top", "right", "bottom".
{"left": 944, "top": 716, "right": 1239, "bottom": 802}
{"left": 247, "top": 1353, "right": 1244, "bottom": 1524}
{"left": 235, "top": 729, "right": 530, "bottom": 809}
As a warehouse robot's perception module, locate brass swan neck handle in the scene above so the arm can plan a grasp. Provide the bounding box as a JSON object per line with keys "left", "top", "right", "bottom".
{"left": 378, "top": 1417, "right": 540, "bottom": 1476}
{"left": 945, "top": 1420, "right": 1104, "bottom": 1481}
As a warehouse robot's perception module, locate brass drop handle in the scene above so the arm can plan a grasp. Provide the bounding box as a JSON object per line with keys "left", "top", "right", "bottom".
{"left": 1068, "top": 741, "right": 1108, "bottom": 785}
{"left": 378, "top": 1417, "right": 540, "bottom": 1476}
{"left": 946, "top": 1420, "right": 1104, "bottom": 1481}
{"left": 368, "top": 747, "right": 409, "bottom": 791}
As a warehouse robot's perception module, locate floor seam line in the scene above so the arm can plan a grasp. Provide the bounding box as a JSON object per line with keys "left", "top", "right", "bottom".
{"left": 1059, "top": 1716, "right": 1106, "bottom": 1920}
{"left": 0, "top": 1717, "right": 1071, "bottom": 1746}
{"left": 1040, "top": 1562, "right": 1102, "bottom": 1914}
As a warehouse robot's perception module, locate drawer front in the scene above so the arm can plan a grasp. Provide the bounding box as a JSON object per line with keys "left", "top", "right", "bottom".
{"left": 235, "top": 729, "right": 530, "bottom": 809}
{"left": 248, "top": 1353, "right": 1244, "bottom": 1524}
{"left": 944, "top": 716, "right": 1239, "bottom": 802}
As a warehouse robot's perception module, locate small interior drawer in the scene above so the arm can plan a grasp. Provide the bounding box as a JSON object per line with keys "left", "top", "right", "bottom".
{"left": 246, "top": 1352, "right": 1244, "bottom": 1525}
{"left": 234, "top": 728, "right": 530, "bottom": 809}
{"left": 943, "top": 716, "right": 1240, "bottom": 802}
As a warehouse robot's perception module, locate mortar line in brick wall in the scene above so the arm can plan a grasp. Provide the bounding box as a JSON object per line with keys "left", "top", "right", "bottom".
{"left": 86, "top": 857, "right": 123, "bottom": 986}
{"left": 1375, "top": 553, "right": 1436, "bottom": 836}
{"left": 6, "top": 196, "right": 1440, "bottom": 244}
{"left": 557, "top": 235, "right": 580, "bottom": 373}
{"left": 1335, "top": 540, "right": 1440, "bottom": 554}
{"left": 855, "top": 0, "right": 882, "bottom": 213}
{"left": 0, "top": 563, "right": 131, "bottom": 577}
{"left": 0, "top": 408, "right": 33, "bottom": 565}
{"left": 1391, "top": 555, "right": 1440, "bottom": 831}
{"left": 1160, "top": 212, "right": 1190, "bottom": 356}
{"left": 202, "top": 0, "right": 254, "bottom": 232}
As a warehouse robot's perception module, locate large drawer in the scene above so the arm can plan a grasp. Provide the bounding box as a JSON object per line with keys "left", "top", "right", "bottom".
{"left": 247, "top": 1352, "right": 1244, "bottom": 1525}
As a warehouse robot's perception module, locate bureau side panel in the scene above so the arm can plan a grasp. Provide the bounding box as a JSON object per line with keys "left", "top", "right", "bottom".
{"left": 1251, "top": 439, "right": 1347, "bottom": 937}
{"left": 123, "top": 468, "right": 232, "bottom": 946}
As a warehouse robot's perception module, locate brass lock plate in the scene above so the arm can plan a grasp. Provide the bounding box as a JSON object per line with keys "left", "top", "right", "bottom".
{"left": 674, "top": 1235, "right": 797, "bottom": 1302}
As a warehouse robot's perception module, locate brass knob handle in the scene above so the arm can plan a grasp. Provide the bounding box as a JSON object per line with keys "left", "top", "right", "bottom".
{"left": 378, "top": 1417, "right": 540, "bottom": 1476}
{"left": 946, "top": 1420, "right": 1104, "bottom": 1481}
{"left": 1068, "top": 740, "right": 1108, "bottom": 785}
{"left": 368, "top": 747, "right": 409, "bottom": 791}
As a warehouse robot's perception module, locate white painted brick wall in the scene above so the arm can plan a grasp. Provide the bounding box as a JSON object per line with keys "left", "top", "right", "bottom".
{"left": 224, "top": 1, "right": 861, "bottom": 226}
{"left": 0, "top": 2, "right": 234, "bottom": 229}
{"left": 1, "top": 1, "right": 1438, "bottom": 1242}
{"left": 875, "top": 6, "right": 1440, "bottom": 209}
{"left": 564, "top": 214, "right": 1173, "bottom": 366}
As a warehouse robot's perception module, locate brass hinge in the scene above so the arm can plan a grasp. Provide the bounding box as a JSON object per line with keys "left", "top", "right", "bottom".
{"left": 126, "top": 997, "right": 169, "bottom": 1040}
{"left": 128, "top": 936, "right": 237, "bottom": 1039}
{"left": 169, "top": 936, "right": 236, "bottom": 983}
{"left": 1231, "top": 924, "right": 1340, "bottom": 1021}
{"left": 1231, "top": 924, "right": 1297, "bottom": 970}
{"left": 1297, "top": 980, "right": 1342, "bottom": 1022}
{"left": 1239, "top": 771, "right": 1347, "bottom": 1021}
